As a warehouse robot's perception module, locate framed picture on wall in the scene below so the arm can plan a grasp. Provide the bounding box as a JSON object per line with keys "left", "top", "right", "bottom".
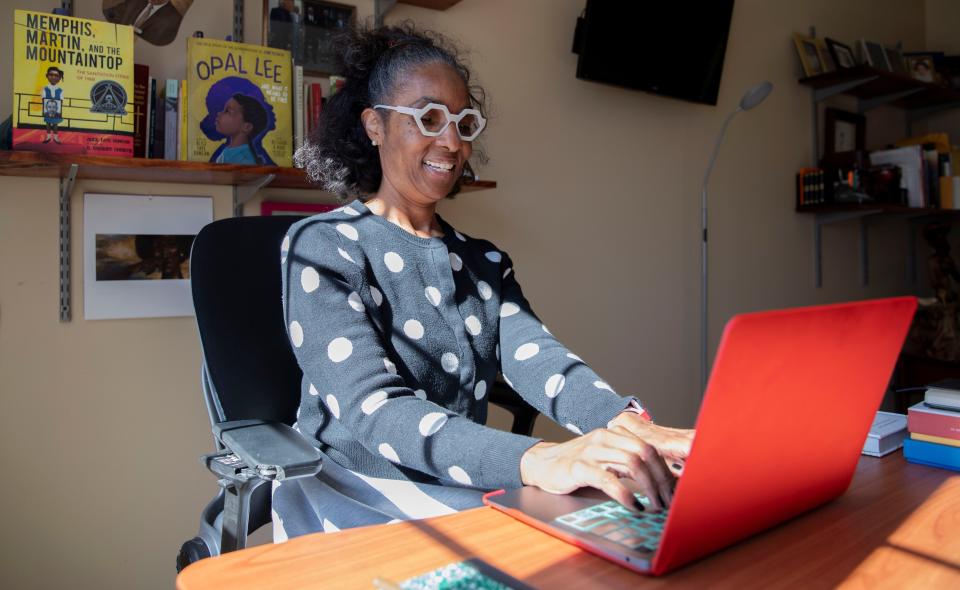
{"left": 824, "top": 108, "right": 865, "bottom": 157}
{"left": 859, "top": 39, "right": 891, "bottom": 71}
{"left": 793, "top": 33, "right": 826, "bottom": 77}
{"left": 262, "top": 0, "right": 356, "bottom": 75}
{"left": 825, "top": 38, "right": 857, "bottom": 69}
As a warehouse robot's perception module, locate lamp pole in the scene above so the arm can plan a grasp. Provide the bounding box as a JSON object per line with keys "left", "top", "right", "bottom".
{"left": 701, "top": 81, "right": 773, "bottom": 395}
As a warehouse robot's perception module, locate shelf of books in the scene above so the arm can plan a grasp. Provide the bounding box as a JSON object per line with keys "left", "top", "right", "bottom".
{"left": 0, "top": 150, "right": 498, "bottom": 193}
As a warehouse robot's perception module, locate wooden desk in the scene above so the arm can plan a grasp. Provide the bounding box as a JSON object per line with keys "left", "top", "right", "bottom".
{"left": 177, "top": 454, "right": 960, "bottom": 589}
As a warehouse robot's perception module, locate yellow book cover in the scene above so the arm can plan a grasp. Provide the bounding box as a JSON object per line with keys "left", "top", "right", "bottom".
{"left": 186, "top": 37, "right": 292, "bottom": 167}
{"left": 911, "top": 432, "right": 960, "bottom": 448}
{"left": 12, "top": 9, "right": 134, "bottom": 155}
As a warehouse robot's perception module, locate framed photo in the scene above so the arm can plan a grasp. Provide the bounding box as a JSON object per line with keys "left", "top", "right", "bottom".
{"left": 859, "top": 39, "right": 891, "bottom": 71}
{"left": 260, "top": 200, "right": 338, "bottom": 216}
{"left": 814, "top": 38, "right": 836, "bottom": 73}
{"left": 906, "top": 54, "right": 937, "bottom": 83}
{"left": 83, "top": 193, "right": 213, "bottom": 320}
{"left": 826, "top": 38, "right": 857, "bottom": 69}
{"left": 885, "top": 46, "right": 907, "bottom": 76}
{"left": 793, "top": 33, "right": 826, "bottom": 77}
{"left": 824, "top": 108, "right": 866, "bottom": 157}
{"left": 263, "top": 0, "right": 356, "bottom": 76}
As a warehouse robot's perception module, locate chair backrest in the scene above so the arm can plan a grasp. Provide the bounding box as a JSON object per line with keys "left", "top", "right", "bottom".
{"left": 190, "top": 216, "right": 303, "bottom": 427}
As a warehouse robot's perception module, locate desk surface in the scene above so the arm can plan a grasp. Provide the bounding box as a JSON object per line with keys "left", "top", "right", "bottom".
{"left": 177, "top": 454, "right": 960, "bottom": 589}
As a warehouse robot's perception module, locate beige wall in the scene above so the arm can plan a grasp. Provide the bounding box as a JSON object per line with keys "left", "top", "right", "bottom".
{"left": 1, "top": 1, "right": 954, "bottom": 588}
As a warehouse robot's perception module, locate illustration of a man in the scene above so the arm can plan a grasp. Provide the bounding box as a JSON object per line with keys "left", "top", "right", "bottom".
{"left": 102, "top": 0, "right": 193, "bottom": 47}
{"left": 42, "top": 66, "right": 65, "bottom": 144}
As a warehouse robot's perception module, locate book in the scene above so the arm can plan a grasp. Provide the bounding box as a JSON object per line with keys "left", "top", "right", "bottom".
{"left": 925, "top": 379, "right": 960, "bottom": 411}
{"left": 310, "top": 82, "right": 322, "bottom": 137}
{"left": 150, "top": 79, "right": 165, "bottom": 159}
{"left": 907, "top": 401, "right": 960, "bottom": 440}
{"left": 179, "top": 79, "right": 187, "bottom": 160}
{"left": 133, "top": 64, "right": 149, "bottom": 158}
{"left": 11, "top": 9, "right": 135, "bottom": 155}
{"left": 862, "top": 411, "right": 907, "bottom": 457}
{"left": 164, "top": 79, "right": 179, "bottom": 160}
{"left": 293, "top": 65, "right": 304, "bottom": 153}
{"left": 903, "top": 437, "right": 960, "bottom": 471}
{"left": 147, "top": 77, "right": 158, "bottom": 158}
{"left": 911, "top": 432, "right": 960, "bottom": 448}
{"left": 185, "top": 37, "right": 293, "bottom": 167}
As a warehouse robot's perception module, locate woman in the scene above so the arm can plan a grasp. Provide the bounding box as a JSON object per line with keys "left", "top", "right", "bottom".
{"left": 276, "top": 24, "right": 694, "bottom": 540}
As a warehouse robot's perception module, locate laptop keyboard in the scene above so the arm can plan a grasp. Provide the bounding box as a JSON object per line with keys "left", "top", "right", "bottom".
{"left": 554, "top": 494, "right": 667, "bottom": 554}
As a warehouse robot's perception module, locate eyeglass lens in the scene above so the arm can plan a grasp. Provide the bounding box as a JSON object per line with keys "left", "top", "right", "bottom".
{"left": 419, "top": 107, "right": 482, "bottom": 138}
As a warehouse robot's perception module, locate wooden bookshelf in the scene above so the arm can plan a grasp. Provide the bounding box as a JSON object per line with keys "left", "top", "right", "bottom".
{"left": 798, "top": 65, "right": 960, "bottom": 112}
{"left": 0, "top": 150, "right": 497, "bottom": 192}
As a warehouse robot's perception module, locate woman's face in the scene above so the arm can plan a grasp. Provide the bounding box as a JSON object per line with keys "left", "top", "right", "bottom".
{"left": 368, "top": 63, "right": 473, "bottom": 204}
{"left": 216, "top": 98, "right": 251, "bottom": 137}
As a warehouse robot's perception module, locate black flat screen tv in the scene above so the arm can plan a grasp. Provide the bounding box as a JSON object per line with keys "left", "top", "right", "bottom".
{"left": 573, "top": 1, "right": 735, "bottom": 106}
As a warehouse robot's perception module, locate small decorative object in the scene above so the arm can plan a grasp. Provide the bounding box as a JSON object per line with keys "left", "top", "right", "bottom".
{"left": 906, "top": 54, "right": 937, "bottom": 83}
{"left": 793, "top": 33, "right": 826, "bottom": 77}
{"left": 859, "top": 39, "right": 891, "bottom": 70}
{"left": 263, "top": 0, "right": 356, "bottom": 76}
{"left": 824, "top": 108, "right": 866, "bottom": 156}
{"left": 102, "top": 0, "right": 194, "bottom": 47}
{"left": 826, "top": 38, "right": 857, "bottom": 69}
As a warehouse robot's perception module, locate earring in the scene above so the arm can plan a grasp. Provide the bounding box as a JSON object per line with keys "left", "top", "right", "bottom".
{"left": 371, "top": 139, "right": 378, "bottom": 146}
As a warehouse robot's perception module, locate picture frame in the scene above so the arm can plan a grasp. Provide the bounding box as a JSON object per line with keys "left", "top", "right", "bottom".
{"left": 262, "top": 0, "right": 356, "bottom": 76}
{"left": 814, "top": 38, "right": 836, "bottom": 73}
{"left": 260, "top": 200, "right": 338, "bottom": 216}
{"left": 905, "top": 54, "right": 937, "bottom": 83}
{"left": 826, "top": 38, "right": 857, "bottom": 69}
{"left": 793, "top": 33, "right": 826, "bottom": 77}
{"left": 885, "top": 46, "right": 908, "bottom": 76}
{"left": 859, "top": 39, "right": 891, "bottom": 71}
{"left": 824, "top": 108, "right": 866, "bottom": 157}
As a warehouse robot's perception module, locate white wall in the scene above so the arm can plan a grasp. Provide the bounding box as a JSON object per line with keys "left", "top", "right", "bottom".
{"left": 0, "top": 1, "right": 952, "bottom": 588}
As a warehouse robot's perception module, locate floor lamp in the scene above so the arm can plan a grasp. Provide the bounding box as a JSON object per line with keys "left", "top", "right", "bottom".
{"left": 701, "top": 81, "right": 774, "bottom": 394}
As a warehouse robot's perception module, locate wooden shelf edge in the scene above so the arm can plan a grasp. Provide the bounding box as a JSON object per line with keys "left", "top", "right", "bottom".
{"left": 0, "top": 150, "right": 497, "bottom": 192}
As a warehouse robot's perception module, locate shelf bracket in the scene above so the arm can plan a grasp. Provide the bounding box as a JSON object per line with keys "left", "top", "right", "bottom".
{"left": 233, "top": 174, "right": 275, "bottom": 217}
{"left": 374, "top": 0, "right": 398, "bottom": 26}
{"left": 232, "top": 0, "right": 244, "bottom": 43}
{"left": 857, "top": 88, "right": 923, "bottom": 113}
{"left": 813, "top": 209, "right": 882, "bottom": 288}
{"left": 59, "top": 163, "right": 78, "bottom": 322}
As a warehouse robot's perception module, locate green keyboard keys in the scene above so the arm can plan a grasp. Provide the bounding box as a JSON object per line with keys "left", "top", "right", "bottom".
{"left": 554, "top": 494, "right": 667, "bottom": 554}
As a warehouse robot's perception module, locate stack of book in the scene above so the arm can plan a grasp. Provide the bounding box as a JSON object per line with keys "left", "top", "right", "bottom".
{"left": 904, "top": 379, "right": 960, "bottom": 471}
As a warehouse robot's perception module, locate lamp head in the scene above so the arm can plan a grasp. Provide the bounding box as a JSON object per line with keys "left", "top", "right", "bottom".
{"left": 738, "top": 81, "right": 773, "bottom": 111}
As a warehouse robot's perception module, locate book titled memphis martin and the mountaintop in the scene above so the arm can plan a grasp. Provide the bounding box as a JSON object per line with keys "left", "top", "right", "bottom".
{"left": 12, "top": 9, "right": 135, "bottom": 156}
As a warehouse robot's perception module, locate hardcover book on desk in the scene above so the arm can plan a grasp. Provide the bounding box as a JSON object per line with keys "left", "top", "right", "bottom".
{"left": 907, "top": 401, "right": 960, "bottom": 440}
{"left": 925, "top": 379, "right": 960, "bottom": 411}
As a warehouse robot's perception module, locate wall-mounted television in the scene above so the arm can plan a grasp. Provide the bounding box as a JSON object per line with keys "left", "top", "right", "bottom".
{"left": 572, "top": 1, "right": 735, "bottom": 106}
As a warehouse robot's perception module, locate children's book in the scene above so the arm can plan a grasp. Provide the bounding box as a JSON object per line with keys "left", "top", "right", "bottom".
{"left": 12, "top": 9, "right": 135, "bottom": 155}
{"left": 185, "top": 37, "right": 292, "bottom": 167}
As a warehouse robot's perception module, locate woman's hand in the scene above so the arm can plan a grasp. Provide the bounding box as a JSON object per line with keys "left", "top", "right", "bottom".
{"left": 606, "top": 413, "right": 695, "bottom": 477}
{"left": 520, "top": 427, "right": 679, "bottom": 512}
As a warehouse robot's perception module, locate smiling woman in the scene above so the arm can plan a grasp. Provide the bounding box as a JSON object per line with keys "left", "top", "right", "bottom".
{"left": 276, "top": 23, "right": 694, "bottom": 542}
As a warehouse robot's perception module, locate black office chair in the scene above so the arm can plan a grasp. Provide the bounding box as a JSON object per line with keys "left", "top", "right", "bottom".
{"left": 177, "top": 215, "right": 538, "bottom": 573}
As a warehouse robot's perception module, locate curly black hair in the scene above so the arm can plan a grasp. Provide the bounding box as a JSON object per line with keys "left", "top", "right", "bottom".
{"left": 294, "top": 22, "right": 487, "bottom": 200}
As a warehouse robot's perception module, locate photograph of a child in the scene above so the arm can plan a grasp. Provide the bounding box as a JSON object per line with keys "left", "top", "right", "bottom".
{"left": 43, "top": 66, "right": 65, "bottom": 144}
{"left": 199, "top": 77, "right": 277, "bottom": 165}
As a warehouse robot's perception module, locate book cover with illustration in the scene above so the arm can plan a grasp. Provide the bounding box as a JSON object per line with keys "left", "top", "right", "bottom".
{"left": 186, "top": 37, "right": 292, "bottom": 167}
{"left": 12, "top": 10, "right": 134, "bottom": 155}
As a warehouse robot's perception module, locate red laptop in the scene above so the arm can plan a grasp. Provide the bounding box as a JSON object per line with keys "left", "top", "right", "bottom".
{"left": 484, "top": 297, "right": 917, "bottom": 576}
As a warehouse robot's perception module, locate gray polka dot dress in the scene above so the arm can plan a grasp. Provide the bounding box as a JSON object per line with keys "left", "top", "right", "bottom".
{"left": 273, "top": 199, "right": 644, "bottom": 541}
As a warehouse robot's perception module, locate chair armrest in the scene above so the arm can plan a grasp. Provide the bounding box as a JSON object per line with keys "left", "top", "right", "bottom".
{"left": 210, "top": 420, "right": 322, "bottom": 481}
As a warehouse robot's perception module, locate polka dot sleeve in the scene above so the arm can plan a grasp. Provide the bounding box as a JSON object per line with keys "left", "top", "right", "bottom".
{"left": 282, "top": 219, "right": 540, "bottom": 490}
{"left": 496, "top": 252, "right": 644, "bottom": 435}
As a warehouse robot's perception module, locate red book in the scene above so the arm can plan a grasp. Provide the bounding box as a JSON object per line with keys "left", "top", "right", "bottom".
{"left": 133, "top": 64, "right": 149, "bottom": 158}
{"left": 310, "top": 83, "right": 322, "bottom": 132}
{"left": 908, "top": 401, "right": 960, "bottom": 440}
